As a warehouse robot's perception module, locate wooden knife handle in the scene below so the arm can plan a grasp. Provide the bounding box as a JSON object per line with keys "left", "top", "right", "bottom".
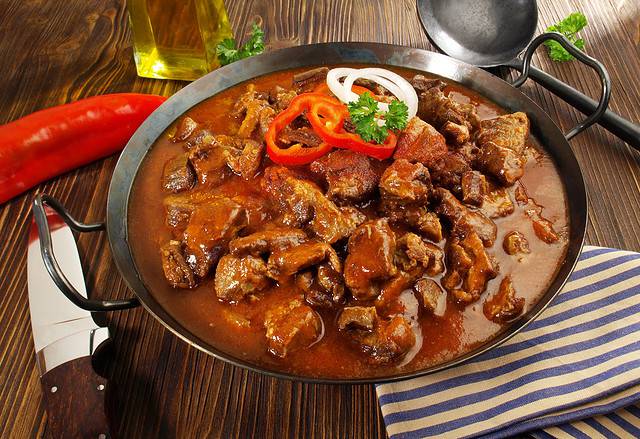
{"left": 41, "top": 356, "right": 110, "bottom": 439}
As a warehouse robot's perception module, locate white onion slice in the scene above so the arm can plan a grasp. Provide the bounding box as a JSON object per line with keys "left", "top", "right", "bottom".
{"left": 326, "top": 67, "right": 359, "bottom": 103}
{"left": 349, "top": 67, "right": 419, "bottom": 119}
{"left": 342, "top": 72, "right": 405, "bottom": 112}
{"left": 325, "top": 67, "right": 419, "bottom": 120}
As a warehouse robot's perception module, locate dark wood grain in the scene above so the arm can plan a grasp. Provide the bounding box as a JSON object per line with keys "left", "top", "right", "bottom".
{"left": 0, "top": 1, "right": 638, "bottom": 438}
{"left": 40, "top": 356, "right": 110, "bottom": 439}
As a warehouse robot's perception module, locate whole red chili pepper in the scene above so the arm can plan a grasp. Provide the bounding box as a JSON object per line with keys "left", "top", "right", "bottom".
{"left": 0, "top": 93, "right": 167, "bottom": 204}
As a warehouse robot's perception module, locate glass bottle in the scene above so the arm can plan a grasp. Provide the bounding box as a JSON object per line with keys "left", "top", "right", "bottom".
{"left": 127, "top": 0, "right": 234, "bottom": 81}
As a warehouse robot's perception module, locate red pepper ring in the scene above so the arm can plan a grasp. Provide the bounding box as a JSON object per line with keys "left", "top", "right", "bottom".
{"left": 307, "top": 100, "right": 397, "bottom": 160}
{"left": 265, "top": 93, "right": 337, "bottom": 165}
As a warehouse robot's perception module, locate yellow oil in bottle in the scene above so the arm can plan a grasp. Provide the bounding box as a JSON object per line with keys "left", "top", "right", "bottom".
{"left": 128, "top": 0, "right": 233, "bottom": 81}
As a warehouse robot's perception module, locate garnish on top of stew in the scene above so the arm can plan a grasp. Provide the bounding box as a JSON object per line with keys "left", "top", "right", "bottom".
{"left": 128, "top": 65, "right": 569, "bottom": 378}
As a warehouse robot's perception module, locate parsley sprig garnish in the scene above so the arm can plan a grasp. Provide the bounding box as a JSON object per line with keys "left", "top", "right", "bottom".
{"left": 347, "top": 92, "right": 409, "bottom": 144}
{"left": 216, "top": 23, "right": 265, "bottom": 66}
{"left": 544, "top": 12, "right": 588, "bottom": 62}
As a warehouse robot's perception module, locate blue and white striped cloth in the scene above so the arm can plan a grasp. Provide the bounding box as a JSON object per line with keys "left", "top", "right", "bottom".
{"left": 376, "top": 246, "right": 640, "bottom": 438}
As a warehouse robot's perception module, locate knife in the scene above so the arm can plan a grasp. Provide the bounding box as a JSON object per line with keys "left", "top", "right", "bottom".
{"left": 27, "top": 208, "right": 111, "bottom": 439}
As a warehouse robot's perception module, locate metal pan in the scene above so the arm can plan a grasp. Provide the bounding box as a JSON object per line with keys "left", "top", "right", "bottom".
{"left": 32, "top": 41, "right": 607, "bottom": 384}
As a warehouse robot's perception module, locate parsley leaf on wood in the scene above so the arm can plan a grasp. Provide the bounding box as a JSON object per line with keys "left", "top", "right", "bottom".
{"left": 544, "top": 12, "right": 588, "bottom": 62}
{"left": 216, "top": 23, "right": 265, "bottom": 66}
{"left": 347, "top": 92, "right": 409, "bottom": 144}
{"left": 216, "top": 38, "right": 241, "bottom": 65}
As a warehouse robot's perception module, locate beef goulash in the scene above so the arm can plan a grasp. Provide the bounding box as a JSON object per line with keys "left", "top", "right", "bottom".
{"left": 129, "top": 65, "right": 569, "bottom": 379}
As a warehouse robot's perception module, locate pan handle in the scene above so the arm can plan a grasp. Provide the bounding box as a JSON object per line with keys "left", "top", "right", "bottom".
{"left": 33, "top": 194, "right": 140, "bottom": 312}
{"left": 510, "top": 32, "right": 611, "bottom": 141}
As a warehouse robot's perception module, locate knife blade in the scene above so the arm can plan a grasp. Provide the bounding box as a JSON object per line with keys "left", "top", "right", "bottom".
{"left": 28, "top": 208, "right": 111, "bottom": 439}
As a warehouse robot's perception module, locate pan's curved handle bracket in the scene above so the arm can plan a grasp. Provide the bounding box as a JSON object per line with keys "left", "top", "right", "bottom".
{"left": 510, "top": 32, "right": 611, "bottom": 141}
{"left": 32, "top": 194, "right": 140, "bottom": 312}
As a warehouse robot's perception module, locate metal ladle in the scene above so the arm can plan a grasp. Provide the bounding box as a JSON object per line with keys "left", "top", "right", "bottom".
{"left": 417, "top": 0, "right": 640, "bottom": 149}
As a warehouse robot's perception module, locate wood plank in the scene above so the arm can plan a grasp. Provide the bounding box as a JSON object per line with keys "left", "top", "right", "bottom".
{"left": 0, "top": 0, "right": 638, "bottom": 438}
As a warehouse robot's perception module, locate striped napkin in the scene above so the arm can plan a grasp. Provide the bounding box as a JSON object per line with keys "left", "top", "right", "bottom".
{"left": 376, "top": 246, "right": 640, "bottom": 438}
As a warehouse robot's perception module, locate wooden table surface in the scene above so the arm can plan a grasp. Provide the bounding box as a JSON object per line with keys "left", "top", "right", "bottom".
{"left": 1, "top": 0, "right": 638, "bottom": 437}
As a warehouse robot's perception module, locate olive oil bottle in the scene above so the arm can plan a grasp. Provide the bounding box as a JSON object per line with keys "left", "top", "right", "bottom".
{"left": 128, "top": 0, "right": 233, "bottom": 81}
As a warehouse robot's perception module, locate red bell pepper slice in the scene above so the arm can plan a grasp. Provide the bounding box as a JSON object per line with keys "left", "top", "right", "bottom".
{"left": 267, "top": 91, "right": 399, "bottom": 164}
{"left": 306, "top": 100, "right": 397, "bottom": 160}
{"left": 265, "top": 93, "right": 336, "bottom": 165}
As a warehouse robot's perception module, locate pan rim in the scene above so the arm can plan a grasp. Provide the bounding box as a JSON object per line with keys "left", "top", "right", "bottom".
{"left": 106, "top": 42, "right": 587, "bottom": 384}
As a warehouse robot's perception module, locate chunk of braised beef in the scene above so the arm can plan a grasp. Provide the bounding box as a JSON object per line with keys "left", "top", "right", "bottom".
{"left": 172, "top": 116, "right": 198, "bottom": 142}
{"left": 316, "top": 262, "right": 345, "bottom": 301}
{"left": 310, "top": 150, "right": 380, "bottom": 204}
{"left": 379, "top": 159, "right": 432, "bottom": 205}
{"left": 241, "top": 99, "right": 273, "bottom": 139}
{"left": 407, "top": 208, "right": 443, "bottom": 242}
{"left": 514, "top": 183, "right": 529, "bottom": 205}
{"left": 338, "top": 306, "right": 378, "bottom": 330}
{"left": 270, "top": 85, "right": 297, "bottom": 111}
{"left": 456, "top": 142, "right": 481, "bottom": 163}
{"left": 214, "top": 254, "right": 270, "bottom": 302}
{"left": 503, "top": 231, "right": 530, "bottom": 255}
{"left": 414, "top": 278, "right": 446, "bottom": 316}
{"left": 258, "top": 106, "right": 276, "bottom": 139}
{"left": 384, "top": 206, "right": 443, "bottom": 243}
{"left": 188, "top": 142, "right": 232, "bottom": 187}
{"left": 183, "top": 198, "right": 247, "bottom": 278}
{"left": 299, "top": 261, "right": 345, "bottom": 308}
{"left": 277, "top": 127, "right": 323, "bottom": 148}
{"left": 461, "top": 170, "right": 487, "bottom": 206}
{"left": 350, "top": 316, "right": 416, "bottom": 365}
{"left": 410, "top": 75, "right": 445, "bottom": 94}
{"left": 396, "top": 233, "right": 444, "bottom": 276}
{"left": 216, "top": 135, "right": 264, "bottom": 179}
{"left": 165, "top": 199, "right": 193, "bottom": 232}
{"left": 476, "top": 141, "right": 525, "bottom": 186}
{"left": 393, "top": 117, "right": 447, "bottom": 167}
{"left": 292, "top": 67, "right": 329, "bottom": 93}
{"left": 229, "top": 227, "right": 308, "bottom": 256}
{"left": 267, "top": 241, "right": 341, "bottom": 281}
{"left": 160, "top": 240, "right": 196, "bottom": 289}
{"left": 435, "top": 188, "right": 497, "bottom": 247}
{"left": 481, "top": 187, "right": 515, "bottom": 218}
{"left": 184, "top": 126, "right": 215, "bottom": 150}
{"left": 261, "top": 166, "right": 365, "bottom": 243}
{"left": 314, "top": 204, "right": 366, "bottom": 245}
{"left": 230, "top": 194, "right": 272, "bottom": 232}
{"left": 232, "top": 84, "right": 259, "bottom": 116}
{"left": 475, "top": 112, "right": 530, "bottom": 186}
{"left": 477, "top": 112, "right": 530, "bottom": 155}
{"left": 413, "top": 75, "right": 480, "bottom": 132}
{"left": 484, "top": 276, "right": 524, "bottom": 322}
{"left": 162, "top": 153, "right": 195, "bottom": 193}
{"left": 264, "top": 298, "right": 323, "bottom": 358}
{"left": 442, "top": 121, "right": 470, "bottom": 145}
{"left": 261, "top": 166, "right": 314, "bottom": 226}
{"left": 442, "top": 232, "right": 498, "bottom": 303}
{"left": 233, "top": 84, "right": 275, "bottom": 139}
{"left": 344, "top": 219, "right": 397, "bottom": 300}
{"left": 375, "top": 272, "right": 418, "bottom": 314}
{"left": 163, "top": 191, "right": 218, "bottom": 233}
{"left": 526, "top": 209, "right": 560, "bottom": 243}
{"left": 430, "top": 153, "right": 472, "bottom": 194}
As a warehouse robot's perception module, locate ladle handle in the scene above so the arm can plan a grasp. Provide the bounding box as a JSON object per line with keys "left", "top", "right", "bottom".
{"left": 523, "top": 65, "right": 640, "bottom": 150}
{"left": 510, "top": 32, "right": 616, "bottom": 142}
